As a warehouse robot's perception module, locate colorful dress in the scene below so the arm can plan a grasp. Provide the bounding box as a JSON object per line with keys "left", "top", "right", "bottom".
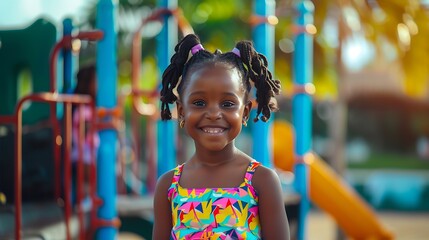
{"left": 168, "top": 161, "right": 262, "bottom": 240}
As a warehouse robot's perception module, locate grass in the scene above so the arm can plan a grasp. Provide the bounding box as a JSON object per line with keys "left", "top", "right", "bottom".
{"left": 348, "top": 153, "right": 429, "bottom": 170}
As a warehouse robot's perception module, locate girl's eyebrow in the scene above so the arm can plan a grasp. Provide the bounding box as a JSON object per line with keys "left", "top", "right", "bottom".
{"left": 222, "top": 92, "right": 240, "bottom": 99}
{"left": 189, "top": 91, "right": 240, "bottom": 98}
{"left": 188, "top": 91, "right": 205, "bottom": 96}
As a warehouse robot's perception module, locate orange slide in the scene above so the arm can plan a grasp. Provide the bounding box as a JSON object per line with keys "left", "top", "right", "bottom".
{"left": 273, "top": 121, "right": 393, "bottom": 240}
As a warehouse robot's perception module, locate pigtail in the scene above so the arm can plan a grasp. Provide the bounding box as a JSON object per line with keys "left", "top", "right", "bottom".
{"left": 160, "top": 34, "right": 201, "bottom": 120}
{"left": 235, "top": 41, "right": 281, "bottom": 122}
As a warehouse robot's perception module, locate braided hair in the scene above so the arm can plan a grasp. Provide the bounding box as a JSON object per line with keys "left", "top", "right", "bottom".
{"left": 160, "top": 34, "right": 281, "bottom": 122}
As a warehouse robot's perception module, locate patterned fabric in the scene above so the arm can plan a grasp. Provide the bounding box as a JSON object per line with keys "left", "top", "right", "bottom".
{"left": 72, "top": 105, "right": 99, "bottom": 164}
{"left": 168, "top": 161, "right": 262, "bottom": 240}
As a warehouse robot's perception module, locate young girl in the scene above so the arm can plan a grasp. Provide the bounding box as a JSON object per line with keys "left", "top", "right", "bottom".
{"left": 153, "top": 34, "right": 290, "bottom": 240}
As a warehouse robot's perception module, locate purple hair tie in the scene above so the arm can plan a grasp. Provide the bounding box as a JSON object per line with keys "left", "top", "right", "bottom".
{"left": 231, "top": 47, "right": 241, "bottom": 57}
{"left": 191, "top": 44, "right": 204, "bottom": 55}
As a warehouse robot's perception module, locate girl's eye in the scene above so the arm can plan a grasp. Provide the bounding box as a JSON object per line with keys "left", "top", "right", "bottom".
{"left": 222, "top": 101, "right": 235, "bottom": 108}
{"left": 192, "top": 100, "right": 205, "bottom": 107}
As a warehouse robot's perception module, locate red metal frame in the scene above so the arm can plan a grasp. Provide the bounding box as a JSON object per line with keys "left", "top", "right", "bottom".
{"left": 128, "top": 7, "right": 193, "bottom": 193}
{"left": 249, "top": 14, "right": 279, "bottom": 26}
{"left": 0, "top": 8, "right": 193, "bottom": 240}
{"left": 0, "top": 93, "right": 92, "bottom": 240}
{"left": 50, "top": 31, "right": 103, "bottom": 240}
{"left": 131, "top": 8, "right": 193, "bottom": 115}
{"left": 293, "top": 82, "right": 316, "bottom": 96}
{"left": 76, "top": 105, "right": 85, "bottom": 239}
{"left": 0, "top": 30, "right": 103, "bottom": 240}
{"left": 50, "top": 31, "right": 104, "bottom": 200}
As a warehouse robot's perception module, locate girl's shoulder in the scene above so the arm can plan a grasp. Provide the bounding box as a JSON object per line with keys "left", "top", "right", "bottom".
{"left": 251, "top": 164, "right": 281, "bottom": 192}
{"left": 154, "top": 168, "right": 176, "bottom": 193}
{"left": 252, "top": 164, "right": 277, "bottom": 178}
{"left": 238, "top": 153, "right": 275, "bottom": 180}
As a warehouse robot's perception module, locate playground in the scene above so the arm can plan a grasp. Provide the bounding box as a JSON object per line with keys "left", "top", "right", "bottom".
{"left": 1, "top": 0, "right": 429, "bottom": 240}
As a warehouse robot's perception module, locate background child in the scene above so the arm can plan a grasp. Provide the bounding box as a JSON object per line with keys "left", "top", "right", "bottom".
{"left": 72, "top": 64, "right": 97, "bottom": 168}
{"left": 71, "top": 64, "right": 98, "bottom": 204}
{"left": 153, "top": 34, "right": 290, "bottom": 239}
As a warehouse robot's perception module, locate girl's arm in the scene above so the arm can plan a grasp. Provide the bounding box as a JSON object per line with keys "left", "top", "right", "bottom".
{"left": 253, "top": 166, "right": 290, "bottom": 240}
{"left": 152, "top": 170, "right": 174, "bottom": 240}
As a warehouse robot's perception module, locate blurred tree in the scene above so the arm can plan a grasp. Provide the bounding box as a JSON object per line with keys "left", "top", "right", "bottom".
{"left": 310, "top": 0, "right": 429, "bottom": 98}
{"left": 79, "top": 0, "right": 429, "bottom": 97}
{"left": 351, "top": 0, "right": 429, "bottom": 97}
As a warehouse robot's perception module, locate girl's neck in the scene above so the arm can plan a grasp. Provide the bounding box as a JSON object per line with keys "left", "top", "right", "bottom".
{"left": 191, "top": 144, "right": 239, "bottom": 168}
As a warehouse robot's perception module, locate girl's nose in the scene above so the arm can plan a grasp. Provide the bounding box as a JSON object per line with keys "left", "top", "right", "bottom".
{"left": 206, "top": 105, "right": 222, "bottom": 120}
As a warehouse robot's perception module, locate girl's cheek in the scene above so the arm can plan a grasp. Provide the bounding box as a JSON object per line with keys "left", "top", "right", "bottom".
{"left": 231, "top": 113, "right": 243, "bottom": 122}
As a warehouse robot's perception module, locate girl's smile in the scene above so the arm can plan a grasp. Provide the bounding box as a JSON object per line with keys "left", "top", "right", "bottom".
{"left": 200, "top": 126, "right": 226, "bottom": 134}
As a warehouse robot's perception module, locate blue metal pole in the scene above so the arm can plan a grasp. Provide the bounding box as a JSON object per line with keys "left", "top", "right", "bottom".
{"left": 157, "top": 0, "right": 178, "bottom": 177}
{"left": 292, "top": 1, "right": 314, "bottom": 240}
{"left": 96, "top": 0, "right": 118, "bottom": 239}
{"left": 252, "top": 0, "right": 275, "bottom": 168}
{"left": 62, "top": 18, "right": 74, "bottom": 94}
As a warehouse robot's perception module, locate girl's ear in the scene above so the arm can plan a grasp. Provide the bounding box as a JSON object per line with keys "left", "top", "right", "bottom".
{"left": 176, "top": 100, "right": 184, "bottom": 119}
{"left": 243, "top": 100, "right": 252, "bottom": 120}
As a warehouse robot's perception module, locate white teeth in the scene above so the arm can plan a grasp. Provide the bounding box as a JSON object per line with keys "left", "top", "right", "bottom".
{"left": 202, "top": 128, "right": 225, "bottom": 134}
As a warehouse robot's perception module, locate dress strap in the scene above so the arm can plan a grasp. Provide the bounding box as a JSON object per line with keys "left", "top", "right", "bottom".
{"left": 244, "top": 161, "right": 261, "bottom": 184}
{"left": 172, "top": 164, "right": 184, "bottom": 184}
{"left": 176, "top": 164, "right": 184, "bottom": 175}
{"left": 168, "top": 164, "right": 184, "bottom": 201}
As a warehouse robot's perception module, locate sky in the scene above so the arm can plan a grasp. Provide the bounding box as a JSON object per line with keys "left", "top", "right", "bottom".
{"left": 0, "top": 0, "right": 91, "bottom": 28}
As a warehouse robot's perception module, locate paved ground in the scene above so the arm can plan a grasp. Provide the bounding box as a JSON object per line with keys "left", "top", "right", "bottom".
{"left": 307, "top": 210, "right": 429, "bottom": 240}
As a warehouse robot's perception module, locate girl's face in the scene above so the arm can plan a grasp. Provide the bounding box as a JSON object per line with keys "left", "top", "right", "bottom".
{"left": 177, "top": 64, "right": 252, "bottom": 152}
